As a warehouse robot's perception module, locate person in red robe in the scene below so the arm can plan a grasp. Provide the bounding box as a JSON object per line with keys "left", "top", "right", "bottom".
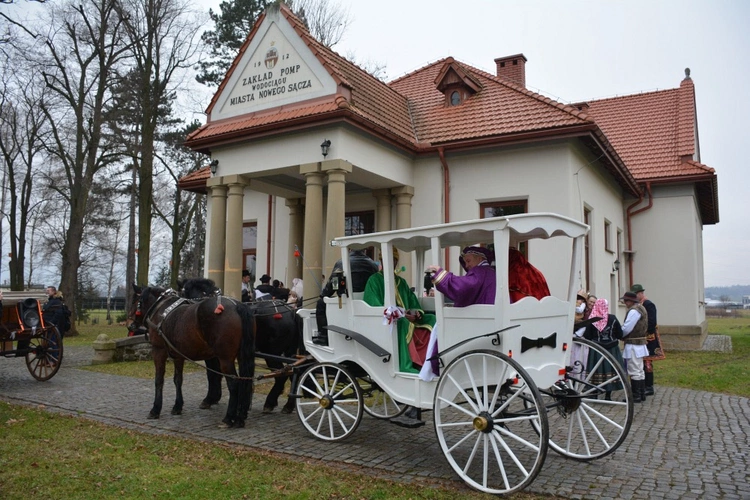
{"left": 508, "top": 248, "right": 550, "bottom": 302}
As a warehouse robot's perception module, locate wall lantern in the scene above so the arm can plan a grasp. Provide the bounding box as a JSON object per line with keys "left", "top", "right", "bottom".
{"left": 613, "top": 259, "right": 621, "bottom": 272}
{"left": 320, "top": 139, "right": 331, "bottom": 158}
{"left": 209, "top": 159, "right": 219, "bottom": 175}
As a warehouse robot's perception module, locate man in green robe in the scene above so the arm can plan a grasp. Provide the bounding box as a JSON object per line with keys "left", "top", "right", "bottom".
{"left": 362, "top": 249, "right": 436, "bottom": 374}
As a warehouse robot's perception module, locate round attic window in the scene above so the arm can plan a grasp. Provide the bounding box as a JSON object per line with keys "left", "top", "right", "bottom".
{"left": 450, "top": 91, "right": 461, "bottom": 106}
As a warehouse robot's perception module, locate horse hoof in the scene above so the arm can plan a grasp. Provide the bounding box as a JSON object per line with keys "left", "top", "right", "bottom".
{"left": 171, "top": 409, "right": 182, "bottom": 415}
{"left": 218, "top": 421, "right": 231, "bottom": 429}
{"left": 281, "top": 406, "right": 294, "bottom": 415}
{"left": 262, "top": 406, "right": 274, "bottom": 414}
{"left": 233, "top": 420, "right": 245, "bottom": 428}
{"left": 148, "top": 413, "right": 160, "bottom": 420}
{"left": 199, "top": 401, "right": 213, "bottom": 410}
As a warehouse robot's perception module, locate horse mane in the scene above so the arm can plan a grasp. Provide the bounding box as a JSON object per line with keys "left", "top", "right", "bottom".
{"left": 181, "top": 278, "right": 218, "bottom": 299}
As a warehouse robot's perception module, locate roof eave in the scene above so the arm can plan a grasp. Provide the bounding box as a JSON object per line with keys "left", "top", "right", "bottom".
{"left": 638, "top": 173, "right": 719, "bottom": 225}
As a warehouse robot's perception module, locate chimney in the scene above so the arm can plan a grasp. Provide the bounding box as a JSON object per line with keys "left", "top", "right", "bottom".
{"left": 494, "top": 54, "right": 527, "bottom": 87}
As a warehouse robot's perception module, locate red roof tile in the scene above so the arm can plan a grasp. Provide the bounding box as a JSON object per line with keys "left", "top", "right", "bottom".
{"left": 584, "top": 76, "right": 718, "bottom": 223}
{"left": 584, "top": 77, "right": 712, "bottom": 181}
{"left": 390, "top": 58, "right": 591, "bottom": 144}
{"left": 177, "top": 165, "right": 211, "bottom": 193}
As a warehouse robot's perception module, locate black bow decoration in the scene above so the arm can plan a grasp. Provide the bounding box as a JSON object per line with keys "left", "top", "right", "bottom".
{"left": 521, "top": 332, "right": 557, "bottom": 353}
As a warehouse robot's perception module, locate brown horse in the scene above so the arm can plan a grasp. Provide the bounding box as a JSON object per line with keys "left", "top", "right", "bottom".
{"left": 180, "top": 278, "right": 303, "bottom": 414}
{"left": 129, "top": 285, "right": 255, "bottom": 428}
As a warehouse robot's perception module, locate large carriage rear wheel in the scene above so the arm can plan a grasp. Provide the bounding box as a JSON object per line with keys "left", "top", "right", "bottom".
{"left": 530, "top": 337, "right": 633, "bottom": 460}
{"left": 295, "top": 362, "right": 363, "bottom": 441}
{"left": 433, "top": 350, "right": 548, "bottom": 495}
{"left": 25, "top": 327, "right": 63, "bottom": 382}
{"left": 356, "top": 375, "right": 407, "bottom": 419}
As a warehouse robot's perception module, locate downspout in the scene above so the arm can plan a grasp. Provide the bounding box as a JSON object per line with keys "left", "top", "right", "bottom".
{"left": 266, "top": 194, "right": 273, "bottom": 276}
{"left": 438, "top": 147, "right": 450, "bottom": 268}
{"left": 625, "top": 182, "right": 653, "bottom": 287}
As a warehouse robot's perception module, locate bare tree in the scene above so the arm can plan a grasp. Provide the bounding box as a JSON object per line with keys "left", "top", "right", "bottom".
{"left": 115, "top": 0, "right": 203, "bottom": 286}
{"left": 153, "top": 120, "right": 206, "bottom": 287}
{"left": 32, "top": 0, "right": 130, "bottom": 335}
{"left": 0, "top": 52, "right": 50, "bottom": 290}
{"left": 287, "top": 0, "right": 351, "bottom": 48}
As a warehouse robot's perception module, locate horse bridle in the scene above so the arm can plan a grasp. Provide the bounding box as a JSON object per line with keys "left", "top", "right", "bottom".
{"left": 128, "top": 288, "right": 182, "bottom": 337}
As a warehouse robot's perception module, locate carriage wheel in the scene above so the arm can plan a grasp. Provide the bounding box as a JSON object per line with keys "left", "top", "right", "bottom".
{"left": 295, "top": 362, "right": 363, "bottom": 441}
{"left": 530, "top": 337, "right": 633, "bottom": 461}
{"left": 433, "top": 350, "right": 548, "bottom": 495}
{"left": 25, "top": 327, "right": 63, "bottom": 382}
{"left": 356, "top": 375, "right": 407, "bottom": 419}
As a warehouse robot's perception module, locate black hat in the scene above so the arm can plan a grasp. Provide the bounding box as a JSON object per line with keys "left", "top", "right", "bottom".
{"left": 620, "top": 291, "right": 638, "bottom": 302}
{"left": 259, "top": 274, "right": 271, "bottom": 283}
{"left": 242, "top": 270, "right": 251, "bottom": 277}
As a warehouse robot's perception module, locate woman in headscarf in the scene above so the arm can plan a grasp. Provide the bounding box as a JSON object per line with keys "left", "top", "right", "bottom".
{"left": 583, "top": 298, "right": 625, "bottom": 400}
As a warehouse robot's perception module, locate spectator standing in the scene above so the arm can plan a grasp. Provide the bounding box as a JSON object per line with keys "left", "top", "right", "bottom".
{"left": 241, "top": 270, "right": 253, "bottom": 302}
{"left": 631, "top": 284, "right": 664, "bottom": 397}
{"left": 582, "top": 298, "right": 625, "bottom": 400}
{"left": 620, "top": 291, "right": 649, "bottom": 403}
{"left": 271, "top": 279, "right": 290, "bottom": 301}
{"left": 42, "top": 286, "right": 68, "bottom": 336}
{"left": 256, "top": 274, "right": 274, "bottom": 298}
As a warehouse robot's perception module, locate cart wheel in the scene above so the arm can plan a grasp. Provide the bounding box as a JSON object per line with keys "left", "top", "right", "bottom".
{"left": 434, "top": 350, "right": 548, "bottom": 495}
{"left": 532, "top": 337, "right": 633, "bottom": 460}
{"left": 357, "top": 375, "right": 407, "bottom": 419}
{"left": 26, "top": 327, "right": 63, "bottom": 382}
{"left": 296, "top": 362, "right": 363, "bottom": 441}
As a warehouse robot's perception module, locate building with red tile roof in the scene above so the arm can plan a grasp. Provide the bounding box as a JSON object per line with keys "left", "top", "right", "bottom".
{"left": 181, "top": 3, "right": 717, "bottom": 348}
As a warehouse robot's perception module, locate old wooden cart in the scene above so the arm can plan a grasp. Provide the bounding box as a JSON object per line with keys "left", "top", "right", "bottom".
{"left": 296, "top": 213, "right": 633, "bottom": 495}
{"left": 1, "top": 292, "right": 63, "bottom": 381}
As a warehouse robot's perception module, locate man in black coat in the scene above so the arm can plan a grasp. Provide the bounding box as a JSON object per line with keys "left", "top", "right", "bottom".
{"left": 256, "top": 274, "right": 274, "bottom": 298}
{"left": 42, "top": 286, "right": 68, "bottom": 335}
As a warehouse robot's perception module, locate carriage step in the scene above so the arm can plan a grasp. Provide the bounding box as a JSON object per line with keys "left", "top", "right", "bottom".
{"left": 323, "top": 325, "right": 391, "bottom": 359}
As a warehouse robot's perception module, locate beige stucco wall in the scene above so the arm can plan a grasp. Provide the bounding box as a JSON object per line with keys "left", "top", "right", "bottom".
{"left": 629, "top": 184, "right": 707, "bottom": 329}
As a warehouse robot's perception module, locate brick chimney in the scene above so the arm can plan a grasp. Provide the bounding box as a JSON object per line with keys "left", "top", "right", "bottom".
{"left": 494, "top": 54, "right": 527, "bottom": 87}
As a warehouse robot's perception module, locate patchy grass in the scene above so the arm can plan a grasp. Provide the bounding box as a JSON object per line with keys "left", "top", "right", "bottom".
{"left": 0, "top": 402, "right": 551, "bottom": 500}
{"left": 655, "top": 313, "right": 750, "bottom": 398}
{"left": 80, "top": 359, "right": 203, "bottom": 379}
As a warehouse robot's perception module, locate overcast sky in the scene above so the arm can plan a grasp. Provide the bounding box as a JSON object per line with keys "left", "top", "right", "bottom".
{"left": 194, "top": 0, "right": 748, "bottom": 287}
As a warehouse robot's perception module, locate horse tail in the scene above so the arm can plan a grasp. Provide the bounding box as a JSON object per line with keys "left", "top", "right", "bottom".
{"left": 236, "top": 302, "right": 256, "bottom": 378}
{"left": 295, "top": 312, "right": 307, "bottom": 355}
{"left": 236, "top": 302, "right": 256, "bottom": 420}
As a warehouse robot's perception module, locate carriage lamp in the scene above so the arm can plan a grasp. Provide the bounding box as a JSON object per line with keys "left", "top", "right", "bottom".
{"left": 613, "top": 259, "right": 620, "bottom": 272}
{"left": 209, "top": 159, "right": 219, "bottom": 175}
{"left": 320, "top": 139, "right": 331, "bottom": 158}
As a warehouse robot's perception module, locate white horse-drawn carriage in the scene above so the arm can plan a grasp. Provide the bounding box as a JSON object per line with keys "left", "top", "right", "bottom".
{"left": 295, "top": 213, "right": 633, "bottom": 495}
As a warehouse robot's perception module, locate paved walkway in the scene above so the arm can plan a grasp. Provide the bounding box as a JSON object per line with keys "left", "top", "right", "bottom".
{"left": 1, "top": 346, "right": 748, "bottom": 499}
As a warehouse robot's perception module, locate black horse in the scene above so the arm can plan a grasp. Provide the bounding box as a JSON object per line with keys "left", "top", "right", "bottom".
{"left": 129, "top": 284, "right": 255, "bottom": 428}
{"left": 180, "top": 278, "right": 303, "bottom": 414}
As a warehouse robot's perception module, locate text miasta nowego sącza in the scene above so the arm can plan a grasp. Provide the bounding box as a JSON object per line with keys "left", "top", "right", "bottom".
{"left": 231, "top": 65, "right": 311, "bottom": 105}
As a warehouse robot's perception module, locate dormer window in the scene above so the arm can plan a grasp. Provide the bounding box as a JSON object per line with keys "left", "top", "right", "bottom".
{"left": 434, "top": 58, "right": 482, "bottom": 108}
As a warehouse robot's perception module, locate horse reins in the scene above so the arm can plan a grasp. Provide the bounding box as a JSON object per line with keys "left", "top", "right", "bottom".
{"left": 135, "top": 288, "right": 288, "bottom": 382}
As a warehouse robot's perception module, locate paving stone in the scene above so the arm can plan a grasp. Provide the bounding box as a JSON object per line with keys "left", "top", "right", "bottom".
{"left": 1, "top": 345, "right": 748, "bottom": 498}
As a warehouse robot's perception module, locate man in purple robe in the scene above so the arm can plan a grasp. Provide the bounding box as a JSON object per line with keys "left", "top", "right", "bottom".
{"left": 427, "top": 246, "right": 496, "bottom": 306}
